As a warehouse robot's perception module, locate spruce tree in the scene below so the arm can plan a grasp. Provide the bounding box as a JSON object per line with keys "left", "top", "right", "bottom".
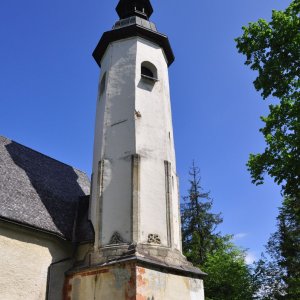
{"left": 181, "top": 162, "right": 222, "bottom": 266}
{"left": 278, "top": 197, "right": 300, "bottom": 298}
{"left": 181, "top": 162, "right": 256, "bottom": 299}
{"left": 253, "top": 198, "right": 300, "bottom": 299}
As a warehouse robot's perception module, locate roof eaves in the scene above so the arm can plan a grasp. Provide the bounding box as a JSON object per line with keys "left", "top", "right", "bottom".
{"left": 0, "top": 216, "right": 69, "bottom": 241}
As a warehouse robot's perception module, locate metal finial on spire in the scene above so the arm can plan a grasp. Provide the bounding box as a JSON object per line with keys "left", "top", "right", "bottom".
{"left": 116, "top": 0, "right": 153, "bottom": 20}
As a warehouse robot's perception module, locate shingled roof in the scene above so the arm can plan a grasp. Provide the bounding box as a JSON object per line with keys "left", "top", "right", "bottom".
{"left": 0, "top": 136, "right": 94, "bottom": 242}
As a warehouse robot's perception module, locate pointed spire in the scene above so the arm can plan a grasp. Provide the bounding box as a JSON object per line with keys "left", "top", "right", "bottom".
{"left": 116, "top": 0, "right": 153, "bottom": 20}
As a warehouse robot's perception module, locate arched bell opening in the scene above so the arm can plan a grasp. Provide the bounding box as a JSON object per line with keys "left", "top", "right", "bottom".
{"left": 141, "top": 61, "right": 158, "bottom": 82}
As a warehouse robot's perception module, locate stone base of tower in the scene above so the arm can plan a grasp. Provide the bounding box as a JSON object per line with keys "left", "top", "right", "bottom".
{"left": 64, "top": 259, "right": 205, "bottom": 300}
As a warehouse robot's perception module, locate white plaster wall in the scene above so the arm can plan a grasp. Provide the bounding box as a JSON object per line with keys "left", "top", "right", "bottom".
{"left": 91, "top": 38, "right": 137, "bottom": 246}
{"left": 101, "top": 158, "right": 132, "bottom": 244}
{"left": 91, "top": 36, "right": 181, "bottom": 250}
{"left": 66, "top": 264, "right": 204, "bottom": 300}
{"left": 0, "top": 222, "right": 72, "bottom": 300}
{"left": 135, "top": 38, "right": 180, "bottom": 248}
{"left": 136, "top": 267, "right": 205, "bottom": 300}
{"left": 66, "top": 265, "right": 134, "bottom": 300}
{"left": 172, "top": 174, "right": 182, "bottom": 250}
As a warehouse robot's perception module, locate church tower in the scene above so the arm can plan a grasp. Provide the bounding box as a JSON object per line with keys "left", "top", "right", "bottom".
{"left": 90, "top": 0, "right": 179, "bottom": 255}
{"left": 64, "top": 1, "right": 205, "bottom": 299}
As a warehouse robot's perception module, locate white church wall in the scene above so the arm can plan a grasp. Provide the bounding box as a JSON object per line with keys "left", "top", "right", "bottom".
{"left": 136, "top": 266, "right": 205, "bottom": 300}
{"left": 172, "top": 175, "right": 182, "bottom": 250}
{"left": 64, "top": 263, "right": 205, "bottom": 300}
{"left": 91, "top": 38, "right": 137, "bottom": 247}
{"left": 0, "top": 221, "right": 72, "bottom": 300}
{"left": 91, "top": 37, "right": 182, "bottom": 251}
{"left": 135, "top": 38, "right": 181, "bottom": 249}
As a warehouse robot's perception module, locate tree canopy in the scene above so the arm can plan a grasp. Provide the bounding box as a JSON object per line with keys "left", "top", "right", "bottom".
{"left": 203, "top": 237, "right": 255, "bottom": 300}
{"left": 235, "top": 0, "right": 300, "bottom": 200}
{"left": 253, "top": 197, "right": 300, "bottom": 299}
{"left": 181, "top": 163, "right": 256, "bottom": 299}
{"left": 236, "top": 1, "right": 300, "bottom": 298}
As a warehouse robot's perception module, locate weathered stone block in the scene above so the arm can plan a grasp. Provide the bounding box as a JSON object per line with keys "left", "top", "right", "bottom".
{"left": 64, "top": 260, "right": 205, "bottom": 300}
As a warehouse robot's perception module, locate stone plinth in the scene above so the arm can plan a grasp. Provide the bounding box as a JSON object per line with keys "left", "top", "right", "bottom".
{"left": 64, "top": 259, "right": 205, "bottom": 300}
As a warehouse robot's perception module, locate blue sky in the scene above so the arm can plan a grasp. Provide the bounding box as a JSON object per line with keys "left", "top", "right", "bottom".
{"left": 0, "top": 0, "right": 291, "bottom": 263}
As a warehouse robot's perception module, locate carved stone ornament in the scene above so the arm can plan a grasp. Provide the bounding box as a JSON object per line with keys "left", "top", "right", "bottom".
{"left": 148, "top": 234, "right": 161, "bottom": 245}
{"left": 109, "top": 232, "right": 125, "bottom": 245}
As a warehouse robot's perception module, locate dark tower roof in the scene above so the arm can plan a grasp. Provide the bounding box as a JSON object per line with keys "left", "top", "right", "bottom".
{"left": 116, "top": 0, "right": 153, "bottom": 20}
{"left": 93, "top": 0, "right": 175, "bottom": 67}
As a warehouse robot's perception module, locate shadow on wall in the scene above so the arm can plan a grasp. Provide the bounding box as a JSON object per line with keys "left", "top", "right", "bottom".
{"left": 5, "top": 140, "right": 89, "bottom": 240}
{"left": 137, "top": 78, "right": 156, "bottom": 92}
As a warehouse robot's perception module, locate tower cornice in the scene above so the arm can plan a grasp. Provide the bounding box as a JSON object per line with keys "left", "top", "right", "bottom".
{"left": 93, "top": 0, "right": 174, "bottom": 67}
{"left": 93, "top": 23, "right": 175, "bottom": 67}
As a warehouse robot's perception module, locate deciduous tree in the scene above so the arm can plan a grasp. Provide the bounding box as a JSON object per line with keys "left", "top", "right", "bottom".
{"left": 236, "top": 2, "right": 300, "bottom": 297}
{"left": 235, "top": 0, "right": 300, "bottom": 200}
{"left": 203, "top": 237, "right": 255, "bottom": 300}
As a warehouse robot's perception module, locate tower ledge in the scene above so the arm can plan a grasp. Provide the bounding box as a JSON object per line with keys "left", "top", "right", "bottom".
{"left": 93, "top": 21, "right": 174, "bottom": 67}
{"left": 71, "top": 244, "right": 206, "bottom": 279}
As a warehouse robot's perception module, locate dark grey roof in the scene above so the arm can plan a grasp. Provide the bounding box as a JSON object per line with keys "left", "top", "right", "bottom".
{"left": 0, "top": 136, "right": 94, "bottom": 242}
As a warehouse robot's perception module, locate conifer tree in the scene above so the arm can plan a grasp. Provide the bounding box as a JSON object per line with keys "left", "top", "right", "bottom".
{"left": 181, "top": 162, "right": 222, "bottom": 266}
{"left": 254, "top": 198, "right": 300, "bottom": 299}
{"left": 277, "top": 197, "right": 300, "bottom": 298}
{"left": 236, "top": 1, "right": 300, "bottom": 297}
{"left": 181, "top": 162, "right": 256, "bottom": 299}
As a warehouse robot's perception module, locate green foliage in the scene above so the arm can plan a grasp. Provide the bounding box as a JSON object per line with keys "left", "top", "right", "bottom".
{"left": 253, "top": 198, "right": 300, "bottom": 299}
{"left": 252, "top": 254, "right": 286, "bottom": 300}
{"left": 235, "top": 0, "right": 300, "bottom": 199}
{"left": 181, "top": 163, "right": 256, "bottom": 299}
{"left": 181, "top": 162, "right": 222, "bottom": 266}
{"left": 236, "top": 10, "right": 300, "bottom": 100}
{"left": 236, "top": 1, "right": 300, "bottom": 297}
{"left": 203, "top": 237, "right": 255, "bottom": 300}
{"left": 277, "top": 198, "right": 300, "bottom": 298}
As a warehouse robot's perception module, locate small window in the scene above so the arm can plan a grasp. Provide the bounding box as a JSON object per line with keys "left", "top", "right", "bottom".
{"left": 142, "top": 66, "right": 154, "bottom": 78}
{"left": 99, "top": 72, "right": 106, "bottom": 96}
{"left": 141, "top": 61, "right": 158, "bottom": 82}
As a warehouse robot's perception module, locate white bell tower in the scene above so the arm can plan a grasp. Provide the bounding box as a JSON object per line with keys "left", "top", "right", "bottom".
{"left": 90, "top": 7, "right": 181, "bottom": 254}
{"left": 65, "top": 1, "right": 205, "bottom": 299}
